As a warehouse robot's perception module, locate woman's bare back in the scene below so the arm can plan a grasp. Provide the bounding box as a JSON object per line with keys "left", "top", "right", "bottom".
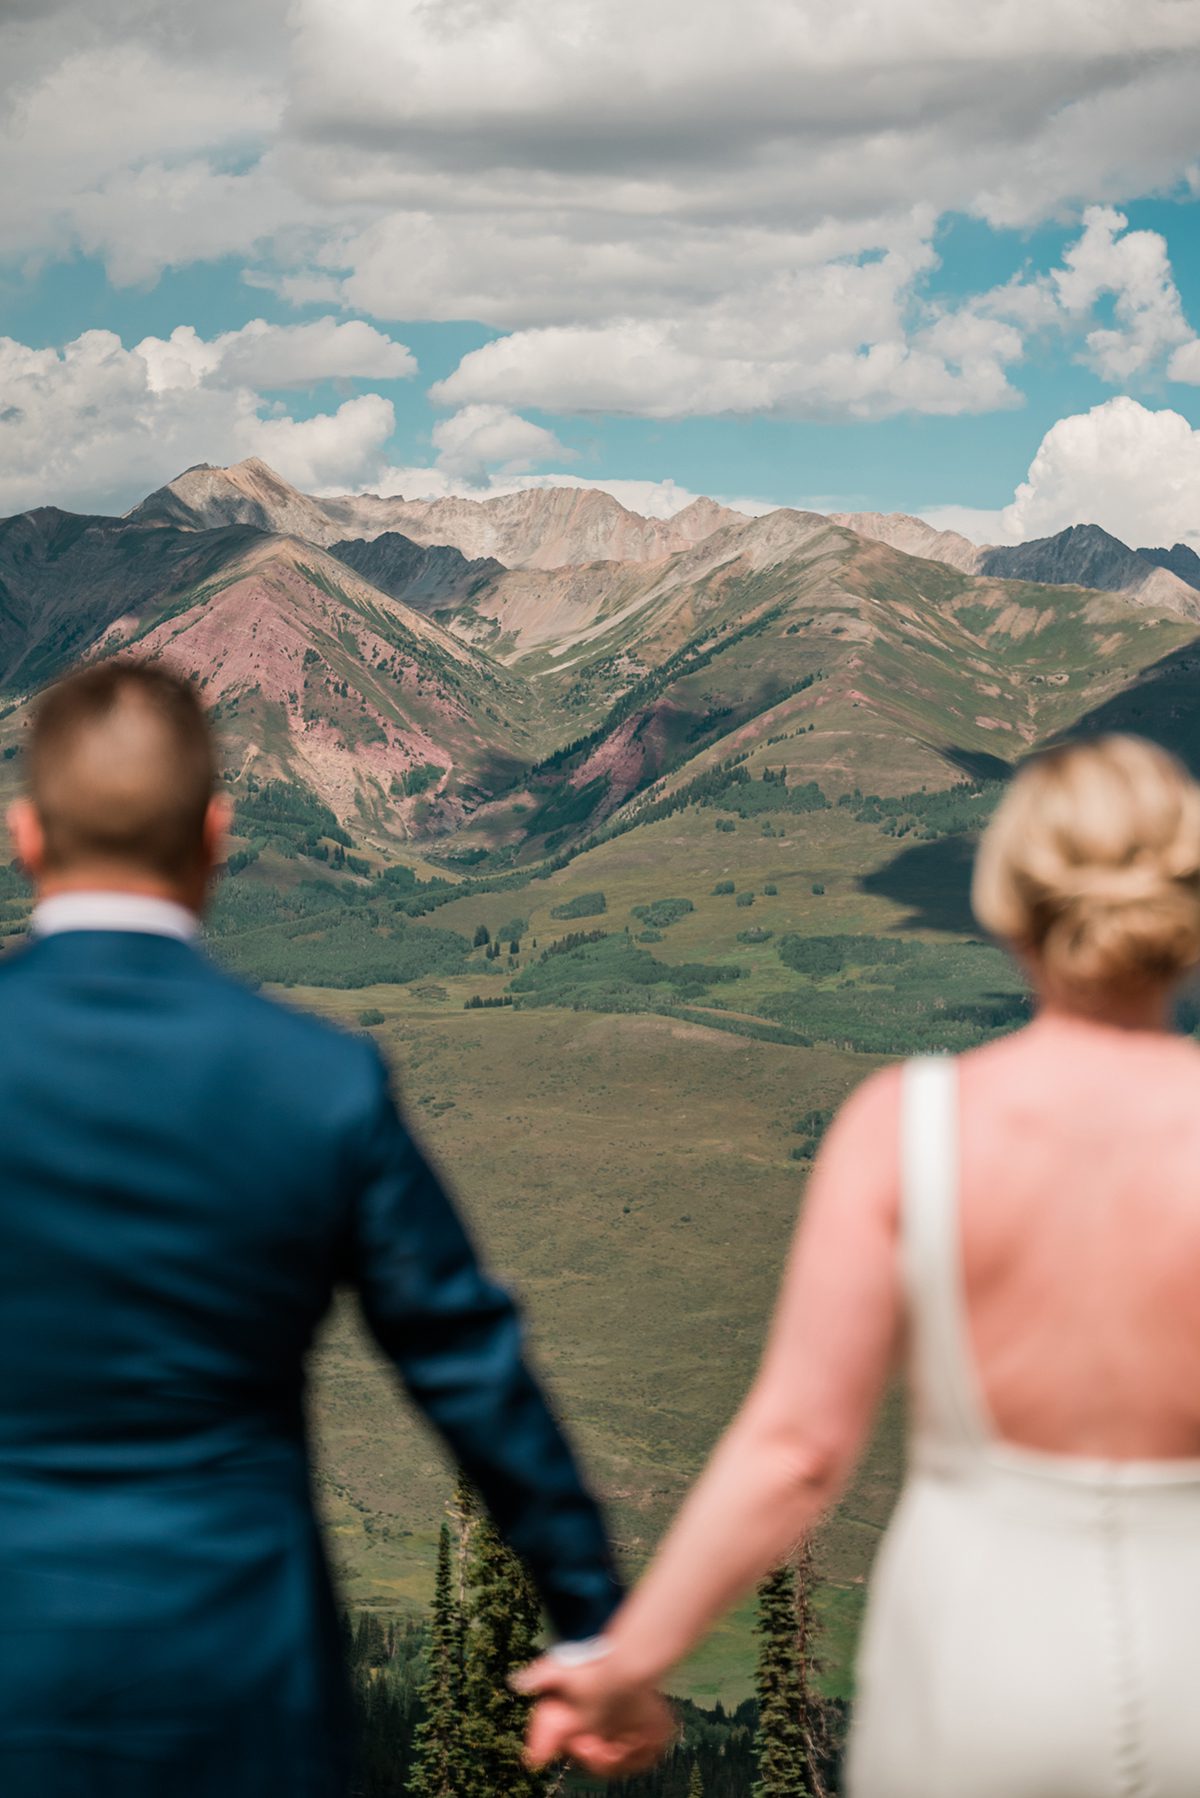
{"left": 958, "top": 1012, "right": 1200, "bottom": 1460}
{"left": 763, "top": 1014, "right": 1200, "bottom": 1489}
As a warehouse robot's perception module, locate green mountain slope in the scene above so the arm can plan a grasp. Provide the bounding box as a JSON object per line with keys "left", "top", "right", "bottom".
{"left": 437, "top": 516, "right": 1198, "bottom": 861}
{"left": 0, "top": 506, "right": 265, "bottom": 692}
{"left": 0, "top": 526, "right": 551, "bottom": 847}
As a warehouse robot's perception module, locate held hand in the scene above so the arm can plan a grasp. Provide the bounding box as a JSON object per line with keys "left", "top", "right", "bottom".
{"left": 513, "top": 1654, "right": 677, "bottom": 1777}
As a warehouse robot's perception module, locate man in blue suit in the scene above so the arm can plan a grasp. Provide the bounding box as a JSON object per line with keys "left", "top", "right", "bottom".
{"left": 0, "top": 660, "right": 655, "bottom": 1795}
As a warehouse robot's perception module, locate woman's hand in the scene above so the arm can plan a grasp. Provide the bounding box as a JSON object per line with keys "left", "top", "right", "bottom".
{"left": 513, "top": 1653, "right": 677, "bottom": 1776}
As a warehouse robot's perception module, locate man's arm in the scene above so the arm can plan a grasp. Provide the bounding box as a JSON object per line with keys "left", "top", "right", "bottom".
{"left": 343, "top": 1049, "right": 623, "bottom": 1643}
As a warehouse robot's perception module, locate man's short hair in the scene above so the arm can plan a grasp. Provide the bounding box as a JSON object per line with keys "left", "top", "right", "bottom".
{"left": 28, "top": 661, "right": 217, "bottom": 882}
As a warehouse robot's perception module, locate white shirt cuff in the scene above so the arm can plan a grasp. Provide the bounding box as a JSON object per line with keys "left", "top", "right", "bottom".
{"left": 546, "top": 1635, "right": 612, "bottom": 1668}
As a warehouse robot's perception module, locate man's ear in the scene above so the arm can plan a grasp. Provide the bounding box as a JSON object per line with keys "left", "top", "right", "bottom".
{"left": 7, "top": 798, "right": 44, "bottom": 881}
{"left": 204, "top": 792, "right": 234, "bottom": 872}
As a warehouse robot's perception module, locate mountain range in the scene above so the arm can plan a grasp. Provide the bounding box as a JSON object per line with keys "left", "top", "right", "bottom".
{"left": 831, "top": 511, "right": 1200, "bottom": 614}
{"left": 2, "top": 457, "right": 1199, "bottom": 862}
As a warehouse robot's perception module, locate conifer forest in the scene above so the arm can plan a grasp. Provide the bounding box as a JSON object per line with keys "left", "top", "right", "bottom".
{"left": 344, "top": 1486, "right": 843, "bottom": 1797}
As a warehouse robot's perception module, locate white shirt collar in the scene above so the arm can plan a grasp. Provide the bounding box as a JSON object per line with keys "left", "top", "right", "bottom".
{"left": 30, "top": 891, "right": 199, "bottom": 943}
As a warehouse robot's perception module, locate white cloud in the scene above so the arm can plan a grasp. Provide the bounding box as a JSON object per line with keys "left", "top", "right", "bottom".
{"left": 0, "top": 321, "right": 583, "bottom": 516}
{"left": 0, "top": 9, "right": 294, "bottom": 265}
{"left": 1049, "top": 206, "right": 1194, "bottom": 380}
{"left": 0, "top": 325, "right": 404, "bottom": 514}
{"left": 5, "top": 0, "right": 1200, "bottom": 434}
{"left": 136, "top": 318, "right": 415, "bottom": 392}
{"left": 71, "top": 158, "right": 317, "bottom": 288}
{"left": 285, "top": 1, "right": 1200, "bottom": 422}
{"left": 424, "top": 202, "right": 1200, "bottom": 425}
{"left": 1168, "top": 339, "right": 1200, "bottom": 384}
{"left": 249, "top": 394, "right": 396, "bottom": 493}
{"left": 285, "top": 1, "right": 1200, "bottom": 238}
{"left": 429, "top": 256, "right": 1029, "bottom": 421}
{"left": 276, "top": 0, "right": 1200, "bottom": 337}
{"left": 430, "top": 404, "right": 571, "bottom": 480}
{"left": 921, "top": 398, "right": 1200, "bottom": 550}
{"left": 408, "top": 187, "right": 1194, "bottom": 427}
{"left": 320, "top": 206, "right": 938, "bottom": 333}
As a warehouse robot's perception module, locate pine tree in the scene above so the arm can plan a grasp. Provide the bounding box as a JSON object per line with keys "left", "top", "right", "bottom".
{"left": 753, "top": 1563, "right": 810, "bottom": 1798}
{"left": 408, "top": 1522, "right": 465, "bottom": 1798}
{"left": 460, "top": 1506, "right": 549, "bottom": 1798}
{"left": 792, "top": 1540, "right": 834, "bottom": 1798}
{"left": 688, "top": 1760, "right": 705, "bottom": 1797}
{"left": 450, "top": 1475, "right": 478, "bottom": 1635}
{"left": 355, "top": 1610, "right": 388, "bottom": 1669}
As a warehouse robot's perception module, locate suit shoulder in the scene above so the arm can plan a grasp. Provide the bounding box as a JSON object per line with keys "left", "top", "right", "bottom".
{"left": 0, "top": 942, "right": 33, "bottom": 985}
{"left": 197, "top": 957, "right": 387, "bottom": 1097}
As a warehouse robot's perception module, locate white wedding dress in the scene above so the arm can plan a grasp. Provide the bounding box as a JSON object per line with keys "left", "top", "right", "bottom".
{"left": 845, "top": 1056, "right": 1200, "bottom": 1798}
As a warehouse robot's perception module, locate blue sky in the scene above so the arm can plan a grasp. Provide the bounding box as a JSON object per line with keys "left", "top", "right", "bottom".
{"left": 3, "top": 1, "right": 1200, "bottom": 545}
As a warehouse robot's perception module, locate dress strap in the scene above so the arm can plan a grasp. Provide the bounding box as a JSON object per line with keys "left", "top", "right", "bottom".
{"left": 900, "top": 1056, "right": 990, "bottom": 1452}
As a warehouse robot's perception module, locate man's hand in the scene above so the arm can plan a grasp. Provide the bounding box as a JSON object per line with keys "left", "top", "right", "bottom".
{"left": 513, "top": 1654, "right": 677, "bottom": 1777}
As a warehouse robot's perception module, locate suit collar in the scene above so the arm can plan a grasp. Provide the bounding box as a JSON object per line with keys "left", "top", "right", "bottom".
{"left": 15, "top": 927, "right": 206, "bottom": 978}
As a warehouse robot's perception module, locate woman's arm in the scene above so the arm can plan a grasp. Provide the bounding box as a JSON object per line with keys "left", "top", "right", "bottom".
{"left": 604, "top": 1063, "right": 904, "bottom": 1684}
{"left": 519, "top": 1066, "right": 905, "bottom": 1766}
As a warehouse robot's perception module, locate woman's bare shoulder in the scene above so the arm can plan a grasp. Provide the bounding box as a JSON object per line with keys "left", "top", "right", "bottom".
{"left": 816, "top": 1063, "right": 906, "bottom": 1197}
{"left": 836, "top": 1060, "right": 904, "bottom": 1126}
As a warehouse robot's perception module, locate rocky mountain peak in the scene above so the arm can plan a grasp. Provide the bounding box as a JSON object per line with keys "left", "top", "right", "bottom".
{"left": 976, "top": 524, "right": 1200, "bottom": 621}
{"left": 829, "top": 510, "right": 982, "bottom": 574}
{"left": 1137, "top": 542, "right": 1200, "bottom": 594}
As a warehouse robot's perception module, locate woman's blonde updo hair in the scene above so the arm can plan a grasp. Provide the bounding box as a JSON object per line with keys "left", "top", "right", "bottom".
{"left": 972, "top": 734, "right": 1200, "bottom": 1001}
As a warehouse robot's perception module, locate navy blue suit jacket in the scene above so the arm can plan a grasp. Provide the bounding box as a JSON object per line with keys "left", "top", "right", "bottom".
{"left": 0, "top": 928, "right": 621, "bottom": 1796}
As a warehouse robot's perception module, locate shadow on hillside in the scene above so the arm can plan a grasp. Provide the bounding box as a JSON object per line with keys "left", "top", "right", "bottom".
{"left": 855, "top": 740, "right": 1011, "bottom": 935}
{"left": 858, "top": 834, "right": 979, "bottom": 935}
{"left": 471, "top": 745, "right": 539, "bottom": 800}
{"left": 1043, "top": 642, "right": 1200, "bottom": 773}
{"left": 935, "top": 743, "right": 1013, "bottom": 782}
{"left": 858, "top": 647, "right": 1200, "bottom": 936}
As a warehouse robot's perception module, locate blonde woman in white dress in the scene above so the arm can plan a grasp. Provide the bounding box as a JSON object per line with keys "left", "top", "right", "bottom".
{"left": 518, "top": 734, "right": 1200, "bottom": 1795}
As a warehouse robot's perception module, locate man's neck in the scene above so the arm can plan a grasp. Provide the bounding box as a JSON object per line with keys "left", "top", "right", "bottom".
{"left": 37, "top": 871, "right": 197, "bottom": 907}
{"left": 35, "top": 854, "right": 209, "bottom": 913}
